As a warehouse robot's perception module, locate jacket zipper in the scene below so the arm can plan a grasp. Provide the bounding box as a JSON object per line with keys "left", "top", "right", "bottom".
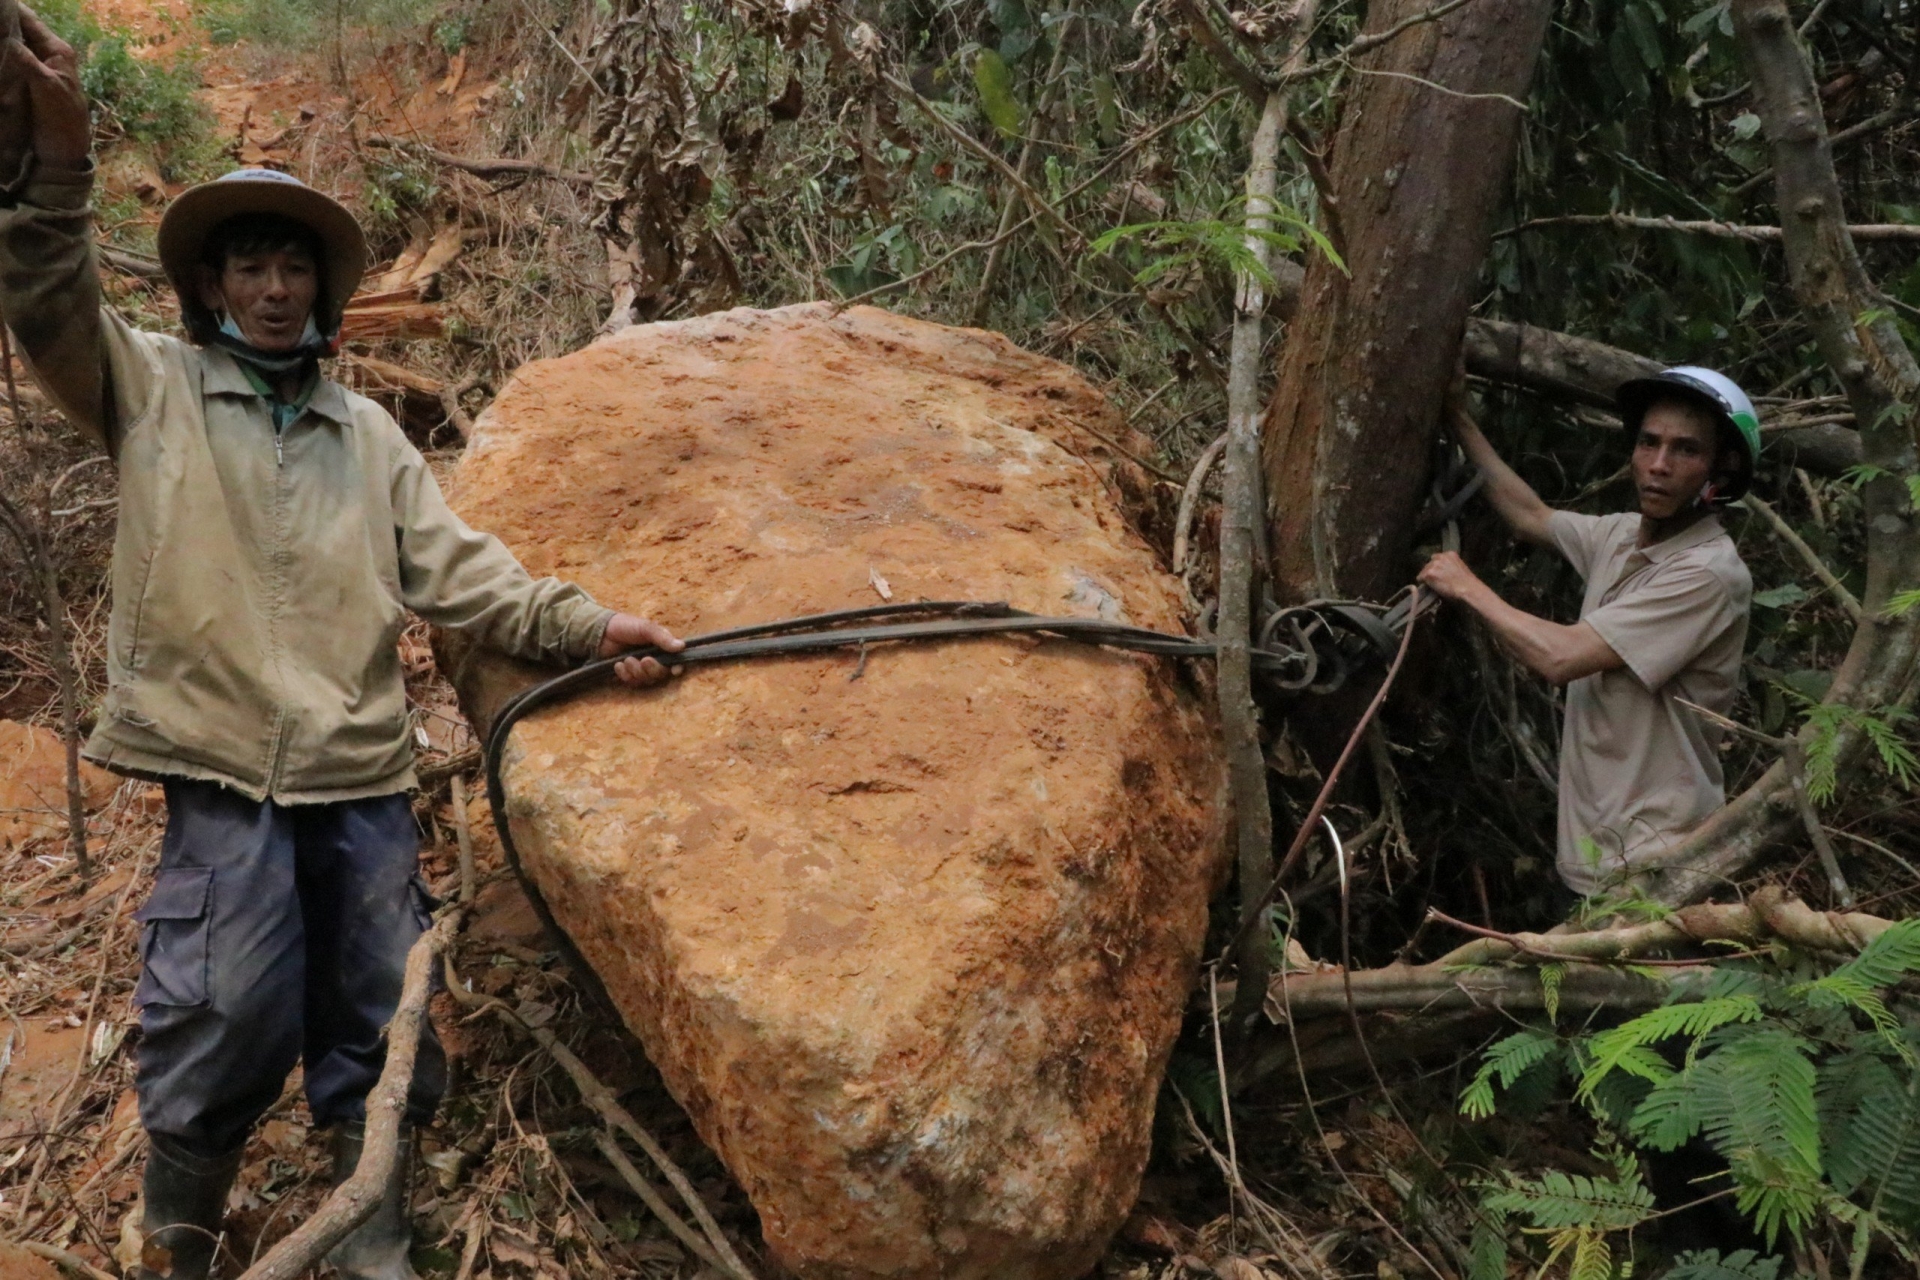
{"left": 264, "top": 416, "right": 290, "bottom": 791}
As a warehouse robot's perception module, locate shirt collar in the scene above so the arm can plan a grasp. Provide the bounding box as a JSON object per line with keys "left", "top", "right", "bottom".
{"left": 1636, "top": 513, "right": 1727, "bottom": 564}
{"left": 200, "top": 346, "right": 353, "bottom": 428}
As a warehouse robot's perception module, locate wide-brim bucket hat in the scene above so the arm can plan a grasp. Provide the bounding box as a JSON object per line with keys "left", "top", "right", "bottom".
{"left": 157, "top": 168, "right": 368, "bottom": 341}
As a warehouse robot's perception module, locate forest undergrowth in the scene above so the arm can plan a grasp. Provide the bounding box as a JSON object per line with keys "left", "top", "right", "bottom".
{"left": 2, "top": 0, "right": 1919, "bottom": 1277}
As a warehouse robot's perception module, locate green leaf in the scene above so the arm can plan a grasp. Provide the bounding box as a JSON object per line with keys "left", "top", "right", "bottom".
{"left": 1622, "top": 1, "right": 1664, "bottom": 69}
{"left": 971, "top": 49, "right": 1022, "bottom": 139}
{"left": 1662, "top": 1249, "right": 1785, "bottom": 1280}
{"left": 1884, "top": 587, "right": 1920, "bottom": 620}
{"left": 1483, "top": 1167, "right": 1655, "bottom": 1231}
{"left": 1842, "top": 463, "right": 1890, "bottom": 490}
{"left": 1541, "top": 963, "right": 1567, "bottom": 1024}
{"left": 1753, "top": 583, "right": 1809, "bottom": 610}
{"left": 1829, "top": 918, "right": 1920, "bottom": 991}
{"left": 1569, "top": 1227, "right": 1613, "bottom": 1280}
{"left": 1462, "top": 1028, "right": 1560, "bottom": 1119}
{"left": 1631, "top": 1058, "right": 1711, "bottom": 1150}
{"left": 1578, "top": 996, "right": 1764, "bottom": 1100}
{"left": 1467, "top": 1217, "right": 1509, "bottom": 1280}
{"left": 1688, "top": 1028, "right": 1822, "bottom": 1244}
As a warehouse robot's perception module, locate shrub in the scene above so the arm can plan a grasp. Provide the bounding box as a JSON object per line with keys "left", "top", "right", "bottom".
{"left": 31, "top": 0, "right": 211, "bottom": 157}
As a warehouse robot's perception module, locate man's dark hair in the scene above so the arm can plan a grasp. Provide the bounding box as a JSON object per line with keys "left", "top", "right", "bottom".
{"left": 199, "top": 212, "right": 326, "bottom": 274}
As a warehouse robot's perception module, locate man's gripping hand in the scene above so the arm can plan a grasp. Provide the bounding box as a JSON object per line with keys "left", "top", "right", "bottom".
{"left": 1417, "top": 550, "right": 1487, "bottom": 606}
{"left": 598, "top": 613, "right": 687, "bottom": 687}
{"left": 2, "top": 5, "right": 91, "bottom": 173}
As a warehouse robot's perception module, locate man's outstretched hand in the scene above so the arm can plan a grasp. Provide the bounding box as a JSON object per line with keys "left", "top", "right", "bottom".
{"left": 1, "top": 5, "right": 91, "bottom": 173}
{"left": 1417, "top": 550, "right": 1487, "bottom": 606}
{"left": 599, "top": 613, "right": 686, "bottom": 687}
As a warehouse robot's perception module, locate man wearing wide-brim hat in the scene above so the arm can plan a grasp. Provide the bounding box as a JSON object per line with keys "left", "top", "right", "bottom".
{"left": 1, "top": 10, "right": 679, "bottom": 1278}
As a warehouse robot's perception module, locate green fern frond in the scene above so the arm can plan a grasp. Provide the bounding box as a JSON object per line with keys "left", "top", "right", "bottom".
{"left": 1568, "top": 1227, "right": 1613, "bottom": 1280}
{"left": 1631, "top": 1059, "right": 1713, "bottom": 1151}
{"left": 1829, "top": 918, "right": 1920, "bottom": 991}
{"left": 1482, "top": 1168, "right": 1655, "bottom": 1231}
{"left": 1862, "top": 711, "right": 1920, "bottom": 791}
{"left": 1467, "top": 1217, "right": 1509, "bottom": 1280}
{"left": 1702, "top": 1028, "right": 1822, "bottom": 1178}
{"left": 1887, "top": 587, "right": 1920, "bottom": 621}
{"left": 1846, "top": 1071, "right": 1920, "bottom": 1230}
{"left": 1661, "top": 1248, "right": 1784, "bottom": 1280}
{"left": 1578, "top": 997, "right": 1763, "bottom": 1099}
{"left": 1798, "top": 703, "right": 1918, "bottom": 803}
{"left": 1727, "top": 1148, "right": 1825, "bottom": 1247}
{"left": 1541, "top": 962, "right": 1567, "bottom": 1023}
{"left": 1819, "top": 1048, "right": 1904, "bottom": 1197}
{"left": 1462, "top": 1028, "right": 1559, "bottom": 1119}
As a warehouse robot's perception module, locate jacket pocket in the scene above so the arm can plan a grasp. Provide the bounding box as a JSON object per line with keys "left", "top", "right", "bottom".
{"left": 134, "top": 867, "right": 213, "bottom": 1008}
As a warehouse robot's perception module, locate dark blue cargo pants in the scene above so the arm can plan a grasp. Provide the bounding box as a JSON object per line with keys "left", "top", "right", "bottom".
{"left": 134, "top": 779, "right": 446, "bottom": 1159}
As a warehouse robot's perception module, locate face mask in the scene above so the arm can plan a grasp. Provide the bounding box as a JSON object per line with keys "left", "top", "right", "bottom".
{"left": 218, "top": 311, "right": 324, "bottom": 350}
{"left": 212, "top": 310, "right": 329, "bottom": 375}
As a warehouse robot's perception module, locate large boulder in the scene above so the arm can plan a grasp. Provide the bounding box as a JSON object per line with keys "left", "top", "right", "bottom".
{"left": 437, "top": 304, "right": 1225, "bottom": 1280}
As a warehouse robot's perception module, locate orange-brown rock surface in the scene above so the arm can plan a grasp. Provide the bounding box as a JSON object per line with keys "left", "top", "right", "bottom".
{"left": 437, "top": 304, "right": 1225, "bottom": 1280}
{"left": 0, "top": 720, "right": 117, "bottom": 851}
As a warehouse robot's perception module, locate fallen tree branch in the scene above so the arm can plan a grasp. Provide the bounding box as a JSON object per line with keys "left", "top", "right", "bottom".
{"left": 1728, "top": 102, "right": 1919, "bottom": 200}
{"left": 1244, "top": 274, "right": 1867, "bottom": 475}
{"left": 1499, "top": 211, "right": 1920, "bottom": 242}
{"left": 1676, "top": 699, "right": 1856, "bottom": 909}
{"left": 236, "top": 913, "right": 457, "bottom": 1280}
{"left": 1172, "top": 431, "right": 1228, "bottom": 574}
{"left": 443, "top": 961, "right": 759, "bottom": 1280}
{"left": 439, "top": 375, "right": 480, "bottom": 441}
{"left": 1263, "top": 885, "right": 1896, "bottom": 1021}
{"left": 416, "top": 747, "right": 482, "bottom": 788}
{"left": 590, "top": 1131, "right": 738, "bottom": 1277}
{"left": 99, "top": 247, "right": 165, "bottom": 280}
{"left": 364, "top": 134, "right": 592, "bottom": 186}
{"left": 17, "top": 1241, "right": 115, "bottom": 1280}
{"left": 1740, "top": 492, "right": 1865, "bottom": 623}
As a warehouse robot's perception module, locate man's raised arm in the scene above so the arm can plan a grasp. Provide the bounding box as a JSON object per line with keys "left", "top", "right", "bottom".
{"left": 0, "top": 5, "right": 114, "bottom": 451}
{"left": 1450, "top": 394, "right": 1555, "bottom": 547}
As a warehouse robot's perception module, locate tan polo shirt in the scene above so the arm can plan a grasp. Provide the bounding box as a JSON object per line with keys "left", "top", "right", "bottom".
{"left": 1549, "top": 511, "right": 1752, "bottom": 894}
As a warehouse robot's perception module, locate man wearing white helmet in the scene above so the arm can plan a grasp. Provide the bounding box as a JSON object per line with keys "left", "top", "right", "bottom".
{"left": 1419, "top": 364, "right": 1757, "bottom": 902}
{"left": 1, "top": 10, "right": 679, "bottom": 1278}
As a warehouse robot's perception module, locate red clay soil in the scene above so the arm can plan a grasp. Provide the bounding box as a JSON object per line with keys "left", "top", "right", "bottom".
{"left": 0, "top": 1245, "right": 58, "bottom": 1280}
{"left": 437, "top": 303, "right": 1225, "bottom": 1280}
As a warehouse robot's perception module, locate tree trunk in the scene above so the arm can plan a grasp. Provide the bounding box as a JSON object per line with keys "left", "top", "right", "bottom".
{"left": 1260, "top": 0, "right": 1550, "bottom": 603}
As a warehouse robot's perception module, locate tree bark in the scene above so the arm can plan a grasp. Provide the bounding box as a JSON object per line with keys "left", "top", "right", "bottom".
{"left": 1223, "top": 91, "right": 1289, "bottom": 1025}
{"left": 1260, "top": 0, "right": 1550, "bottom": 603}
{"left": 1643, "top": 0, "right": 1920, "bottom": 904}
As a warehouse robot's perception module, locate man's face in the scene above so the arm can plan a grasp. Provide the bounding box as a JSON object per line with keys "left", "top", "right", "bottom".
{"left": 1631, "top": 402, "right": 1722, "bottom": 520}
{"left": 198, "top": 247, "right": 320, "bottom": 353}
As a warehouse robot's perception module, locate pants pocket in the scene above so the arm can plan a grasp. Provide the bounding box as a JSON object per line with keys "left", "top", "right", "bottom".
{"left": 135, "top": 866, "right": 213, "bottom": 1008}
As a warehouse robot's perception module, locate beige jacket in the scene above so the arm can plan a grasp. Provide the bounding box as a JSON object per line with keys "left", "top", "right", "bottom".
{"left": 0, "top": 163, "right": 612, "bottom": 802}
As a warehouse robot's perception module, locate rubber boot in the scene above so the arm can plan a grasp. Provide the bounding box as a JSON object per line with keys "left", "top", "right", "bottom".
{"left": 137, "top": 1133, "right": 243, "bottom": 1280}
{"left": 325, "top": 1121, "right": 419, "bottom": 1280}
